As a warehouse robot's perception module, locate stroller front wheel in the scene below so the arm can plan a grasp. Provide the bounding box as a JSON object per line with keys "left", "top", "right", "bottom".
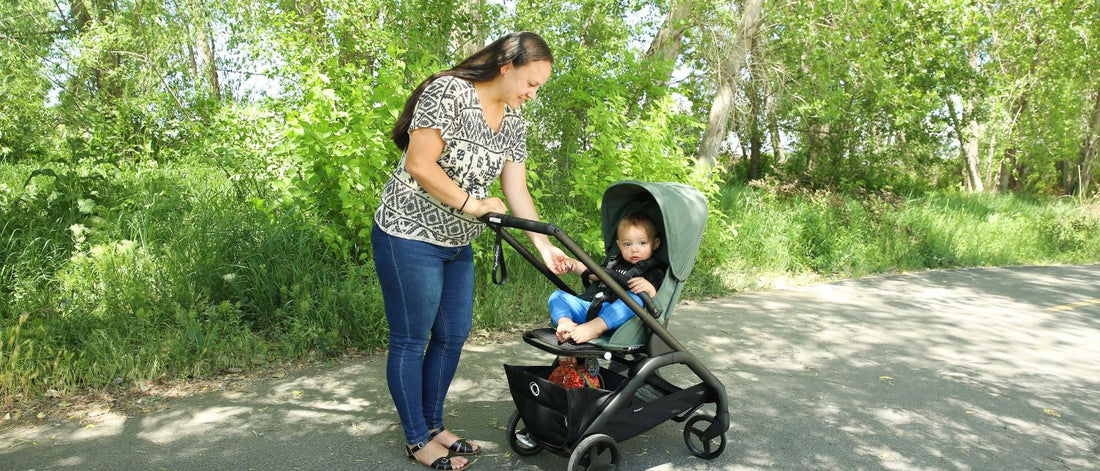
{"left": 683, "top": 413, "right": 727, "bottom": 459}
{"left": 567, "top": 434, "right": 621, "bottom": 471}
{"left": 506, "top": 410, "right": 543, "bottom": 456}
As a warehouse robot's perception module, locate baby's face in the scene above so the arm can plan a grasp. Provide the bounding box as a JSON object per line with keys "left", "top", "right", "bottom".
{"left": 616, "top": 225, "right": 657, "bottom": 264}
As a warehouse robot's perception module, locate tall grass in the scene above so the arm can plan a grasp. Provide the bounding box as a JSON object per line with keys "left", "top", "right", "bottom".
{"left": 686, "top": 183, "right": 1100, "bottom": 295}
{"left": 1, "top": 162, "right": 385, "bottom": 400}
{"left": 2, "top": 164, "right": 1098, "bottom": 401}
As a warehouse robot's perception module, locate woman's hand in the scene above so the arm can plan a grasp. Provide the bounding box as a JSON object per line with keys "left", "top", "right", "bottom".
{"left": 465, "top": 197, "right": 506, "bottom": 218}
{"left": 540, "top": 245, "right": 571, "bottom": 275}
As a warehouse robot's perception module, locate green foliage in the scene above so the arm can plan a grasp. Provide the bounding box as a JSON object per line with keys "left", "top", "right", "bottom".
{"left": 0, "top": 0, "right": 57, "bottom": 163}
{"left": 555, "top": 93, "right": 705, "bottom": 253}
{"left": 0, "top": 162, "right": 386, "bottom": 399}
{"left": 689, "top": 183, "right": 1100, "bottom": 295}
{"left": 271, "top": 53, "right": 430, "bottom": 259}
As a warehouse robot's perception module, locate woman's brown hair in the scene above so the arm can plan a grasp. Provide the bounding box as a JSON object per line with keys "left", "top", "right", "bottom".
{"left": 390, "top": 31, "right": 553, "bottom": 151}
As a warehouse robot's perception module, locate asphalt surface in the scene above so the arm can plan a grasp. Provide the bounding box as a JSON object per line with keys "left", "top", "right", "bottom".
{"left": 2, "top": 265, "right": 1098, "bottom": 470}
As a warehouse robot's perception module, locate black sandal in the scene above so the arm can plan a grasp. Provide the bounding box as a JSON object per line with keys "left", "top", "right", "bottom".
{"left": 405, "top": 441, "right": 471, "bottom": 470}
{"left": 430, "top": 427, "right": 481, "bottom": 456}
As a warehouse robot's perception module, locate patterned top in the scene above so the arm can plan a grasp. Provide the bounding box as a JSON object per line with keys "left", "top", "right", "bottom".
{"left": 374, "top": 76, "right": 528, "bottom": 247}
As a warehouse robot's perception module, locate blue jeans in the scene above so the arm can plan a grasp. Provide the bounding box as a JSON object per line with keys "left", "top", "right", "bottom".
{"left": 372, "top": 225, "right": 474, "bottom": 445}
{"left": 548, "top": 290, "right": 642, "bottom": 332}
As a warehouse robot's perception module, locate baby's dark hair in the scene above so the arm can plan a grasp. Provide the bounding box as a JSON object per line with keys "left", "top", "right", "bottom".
{"left": 618, "top": 212, "right": 659, "bottom": 240}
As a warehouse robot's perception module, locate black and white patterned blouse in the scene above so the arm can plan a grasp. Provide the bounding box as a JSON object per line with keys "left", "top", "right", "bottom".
{"left": 374, "top": 76, "right": 528, "bottom": 247}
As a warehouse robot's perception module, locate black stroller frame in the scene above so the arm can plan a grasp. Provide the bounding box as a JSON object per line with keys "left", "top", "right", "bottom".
{"left": 481, "top": 181, "right": 730, "bottom": 470}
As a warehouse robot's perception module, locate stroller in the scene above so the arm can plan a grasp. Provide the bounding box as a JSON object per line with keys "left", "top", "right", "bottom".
{"left": 481, "top": 181, "right": 730, "bottom": 470}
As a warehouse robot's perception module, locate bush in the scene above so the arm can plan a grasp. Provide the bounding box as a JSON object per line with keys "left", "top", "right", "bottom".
{"left": 0, "top": 162, "right": 386, "bottom": 399}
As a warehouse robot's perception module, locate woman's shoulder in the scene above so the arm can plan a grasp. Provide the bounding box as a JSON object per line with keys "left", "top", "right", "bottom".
{"left": 427, "top": 75, "right": 474, "bottom": 93}
{"left": 422, "top": 76, "right": 477, "bottom": 107}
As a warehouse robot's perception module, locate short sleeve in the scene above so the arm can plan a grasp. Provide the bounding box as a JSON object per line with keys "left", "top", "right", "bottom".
{"left": 410, "top": 77, "right": 461, "bottom": 135}
{"left": 505, "top": 110, "right": 528, "bottom": 163}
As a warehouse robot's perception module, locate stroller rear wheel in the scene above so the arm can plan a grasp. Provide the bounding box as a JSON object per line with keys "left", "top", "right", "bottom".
{"left": 683, "top": 413, "right": 727, "bottom": 459}
{"left": 506, "top": 410, "right": 543, "bottom": 456}
{"left": 567, "top": 434, "right": 621, "bottom": 471}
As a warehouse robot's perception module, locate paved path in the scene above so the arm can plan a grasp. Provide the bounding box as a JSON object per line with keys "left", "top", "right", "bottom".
{"left": 2, "top": 265, "right": 1098, "bottom": 470}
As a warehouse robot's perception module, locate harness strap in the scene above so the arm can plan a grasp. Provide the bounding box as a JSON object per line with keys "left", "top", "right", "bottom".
{"left": 585, "top": 255, "right": 642, "bottom": 321}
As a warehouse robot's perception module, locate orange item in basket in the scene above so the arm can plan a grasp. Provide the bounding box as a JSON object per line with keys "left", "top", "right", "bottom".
{"left": 548, "top": 357, "right": 601, "bottom": 389}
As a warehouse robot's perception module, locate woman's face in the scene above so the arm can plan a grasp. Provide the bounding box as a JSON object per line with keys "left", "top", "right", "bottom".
{"left": 501, "top": 60, "right": 552, "bottom": 108}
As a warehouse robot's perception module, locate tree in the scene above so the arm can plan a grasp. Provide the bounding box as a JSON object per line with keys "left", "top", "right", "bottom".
{"left": 450, "top": 0, "right": 488, "bottom": 58}
{"left": 644, "top": 0, "right": 693, "bottom": 88}
{"left": 187, "top": 0, "right": 221, "bottom": 99}
{"left": 1072, "top": 89, "right": 1100, "bottom": 195}
{"left": 0, "top": 0, "right": 57, "bottom": 162}
{"left": 697, "top": 0, "right": 763, "bottom": 169}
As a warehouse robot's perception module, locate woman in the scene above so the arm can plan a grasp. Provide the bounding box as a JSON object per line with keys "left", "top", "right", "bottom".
{"left": 372, "top": 32, "right": 567, "bottom": 470}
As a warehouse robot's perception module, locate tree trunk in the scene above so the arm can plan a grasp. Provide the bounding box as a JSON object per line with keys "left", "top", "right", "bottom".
{"left": 984, "top": 131, "right": 997, "bottom": 190}
{"left": 196, "top": 25, "right": 220, "bottom": 98}
{"left": 283, "top": 0, "right": 326, "bottom": 51}
{"left": 998, "top": 94, "right": 1028, "bottom": 192}
{"left": 186, "top": 0, "right": 220, "bottom": 99}
{"left": 697, "top": 0, "right": 763, "bottom": 169}
{"left": 767, "top": 91, "right": 785, "bottom": 164}
{"left": 947, "top": 95, "right": 984, "bottom": 192}
{"left": 644, "top": 0, "right": 693, "bottom": 87}
{"left": 1072, "top": 89, "right": 1100, "bottom": 195}
{"left": 450, "top": 0, "right": 486, "bottom": 59}
{"left": 70, "top": 0, "right": 122, "bottom": 103}
{"left": 746, "top": 36, "right": 764, "bottom": 180}
{"left": 963, "top": 46, "right": 984, "bottom": 191}
{"left": 748, "top": 119, "right": 763, "bottom": 180}
{"left": 806, "top": 121, "right": 829, "bottom": 173}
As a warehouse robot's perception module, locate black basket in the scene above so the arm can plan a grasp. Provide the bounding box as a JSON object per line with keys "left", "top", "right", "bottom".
{"left": 504, "top": 364, "right": 628, "bottom": 448}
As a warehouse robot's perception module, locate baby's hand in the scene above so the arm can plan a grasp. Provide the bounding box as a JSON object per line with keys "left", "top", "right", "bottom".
{"left": 627, "top": 277, "right": 656, "bottom": 297}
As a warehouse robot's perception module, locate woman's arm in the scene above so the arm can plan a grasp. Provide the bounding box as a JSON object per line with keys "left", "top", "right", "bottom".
{"left": 500, "top": 160, "right": 569, "bottom": 274}
{"left": 404, "top": 127, "right": 506, "bottom": 216}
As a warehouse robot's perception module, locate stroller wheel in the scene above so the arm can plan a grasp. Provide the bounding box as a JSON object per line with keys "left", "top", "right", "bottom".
{"left": 506, "top": 410, "right": 543, "bottom": 456}
{"left": 683, "top": 414, "right": 727, "bottom": 459}
{"left": 567, "top": 434, "right": 621, "bottom": 471}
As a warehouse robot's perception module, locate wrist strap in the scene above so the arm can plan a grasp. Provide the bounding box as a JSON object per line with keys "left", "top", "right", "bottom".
{"left": 492, "top": 229, "right": 507, "bottom": 285}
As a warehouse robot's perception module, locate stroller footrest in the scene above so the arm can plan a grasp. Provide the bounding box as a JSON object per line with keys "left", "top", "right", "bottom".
{"left": 523, "top": 328, "right": 614, "bottom": 358}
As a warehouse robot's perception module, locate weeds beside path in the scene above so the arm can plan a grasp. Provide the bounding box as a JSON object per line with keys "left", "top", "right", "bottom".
{"left": 0, "top": 325, "right": 532, "bottom": 432}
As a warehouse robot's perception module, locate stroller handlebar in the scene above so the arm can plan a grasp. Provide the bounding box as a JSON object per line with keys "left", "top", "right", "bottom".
{"left": 481, "top": 212, "right": 665, "bottom": 321}
{"left": 480, "top": 213, "right": 560, "bottom": 235}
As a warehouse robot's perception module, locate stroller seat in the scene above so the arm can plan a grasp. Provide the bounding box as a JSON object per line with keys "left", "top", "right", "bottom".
{"left": 523, "top": 326, "right": 646, "bottom": 357}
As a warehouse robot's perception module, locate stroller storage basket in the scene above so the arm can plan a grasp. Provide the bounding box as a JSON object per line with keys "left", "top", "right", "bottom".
{"left": 505, "top": 363, "right": 714, "bottom": 449}
{"left": 505, "top": 364, "right": 623, "bottom": 449}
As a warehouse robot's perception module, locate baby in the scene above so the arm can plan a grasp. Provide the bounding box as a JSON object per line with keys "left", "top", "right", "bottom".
{"left": 548, "top": 212, "right": 665, "bottom": 344}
